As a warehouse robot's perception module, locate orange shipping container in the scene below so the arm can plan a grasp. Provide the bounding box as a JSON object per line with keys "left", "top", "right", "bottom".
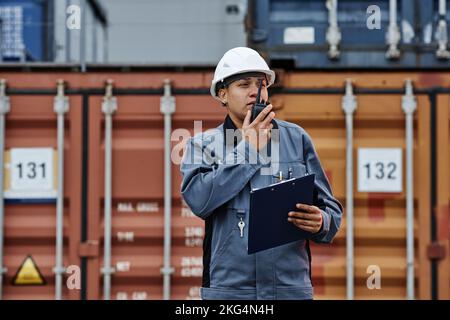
{"left": 436, "top": 93, "right": 450, "bottom": 300}
{"left": 0, "top": 68, "right": 448, "bottom": 299}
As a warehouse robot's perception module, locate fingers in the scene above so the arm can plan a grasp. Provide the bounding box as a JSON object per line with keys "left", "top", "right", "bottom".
{"left": 287, "top": 204, "right": 323, "bottom": 233}
{"left": 243, "top": 104, "right": 274, "bottom": 151}
{"left": 260, "top": 123, "right": 273, "bottom": 137}
{"left": 291, "top": 222, "right": 318, "bottom": 233}
{"left": 296, "top": 203, "right": 321, "bottom": 214}
{"left": 243, "top": 110, "right": 251, "bottom": 128}
{"left": 288, "top": 214, "right": 322, "bottom": 233}
{"left": 288, "top": 211, "right": 321, "bottom": 221}
{"left": 260, "top": 111, "right": 275, "bottom": 128}
{"left": 288, "top": 216, "right": 317, "bottom": 226}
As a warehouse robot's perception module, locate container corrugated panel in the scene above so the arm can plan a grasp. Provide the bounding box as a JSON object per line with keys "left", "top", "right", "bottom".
{"left": 272, "top": 72, "right": 447, "bottom": 299}
{"left": 103, "top": 0, "right": 247, "bottom": 65}
{"left": 82, "top": 74, "right": 225, "bottom": 300}
{"left": 248, "top": 0, "right": 450, "bottom": 69}
{"left": 436, "top": 93, "right": 450, "bottom": 299}
{"left": 1, "top": 88, "right": 83, "bottom": 299}
{"left": 1, "top": 69, "right": 448, "bottom": 300}
{"left": 0, "top": 71, "right": 219, "bottom": 300}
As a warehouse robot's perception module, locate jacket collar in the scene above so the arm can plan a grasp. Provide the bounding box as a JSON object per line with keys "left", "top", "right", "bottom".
{"left": 223, "top": 114, "right": 238, "bottom": 131}
{"left": 223, "top": 114, "right": 279, "bottom": 131}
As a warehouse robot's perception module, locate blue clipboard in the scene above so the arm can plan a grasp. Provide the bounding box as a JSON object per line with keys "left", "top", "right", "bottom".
{"left": 248, "top": 174, "right": 316, "bottom": 254}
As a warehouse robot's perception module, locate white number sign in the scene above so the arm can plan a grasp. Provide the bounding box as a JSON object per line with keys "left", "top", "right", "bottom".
{"left": 5, "top": 148, "right": 56, "bottom": 199}
{"left": 358, "top": 148, "right": 402, "bottom": 193}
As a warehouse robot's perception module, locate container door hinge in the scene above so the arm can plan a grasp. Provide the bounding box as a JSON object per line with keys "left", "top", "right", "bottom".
{"left": 78, "top": 240, "right": 100, "bottom": 258}
{"left": 427, "top": 242, "right": 446, "bottom": 260}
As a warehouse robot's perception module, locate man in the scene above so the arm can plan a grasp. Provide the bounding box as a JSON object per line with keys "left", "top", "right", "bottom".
{"left": 180, "top": 47, "right": 342, "bottom": 300}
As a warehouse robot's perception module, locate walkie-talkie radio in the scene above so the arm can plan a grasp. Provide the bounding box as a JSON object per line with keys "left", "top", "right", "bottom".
{"left": 250, "top": 78, "right": 269, "bottom": 122}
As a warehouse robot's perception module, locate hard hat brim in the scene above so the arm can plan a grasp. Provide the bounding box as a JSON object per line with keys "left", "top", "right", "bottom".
{"left": 210, "top": 69, "right": 275, "bottom": 101}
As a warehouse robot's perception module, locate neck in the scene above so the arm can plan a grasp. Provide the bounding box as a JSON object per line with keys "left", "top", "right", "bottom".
{"left": 228, "top": 113, "right": 243, "bottom": 128}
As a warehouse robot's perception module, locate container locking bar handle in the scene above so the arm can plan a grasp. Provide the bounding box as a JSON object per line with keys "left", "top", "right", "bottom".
{"left": 101, "top": 79, "right": 117, "bottom": 300}
{"left": 326, "top": 0, "right": 342, "bottom": 60}
{"left": 386, "top": 0, "right": 401, "bottom": 59}
{"left": 436, "top": 0, "right": 450, "bottom": 59}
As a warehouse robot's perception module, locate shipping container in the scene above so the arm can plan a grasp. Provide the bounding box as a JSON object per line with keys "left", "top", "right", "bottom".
{"left": 101, "top": 0, "right": 248, "bottom": 66}
{"left": 57, "top": 0, "right": 108, "bottom": 64}
{"left": 436, "top": 92, "right": 450, "bottom": 299}
{"left": 0, "top": 67, "right": 449, "bottom": 299}
{"left": 0, "top": 0, "right": 107, "bottom": 63}
{"left": 272, "top": 72, "right": 432, "bottom": 299}
{"left": 0, "top": 0, "right": 50, "bottom": 61}
{"left": 248, "top": 0, "right": 450, "bottom": 69}
{"left": 0, "top": 77, "right": 83, "bottom": 299}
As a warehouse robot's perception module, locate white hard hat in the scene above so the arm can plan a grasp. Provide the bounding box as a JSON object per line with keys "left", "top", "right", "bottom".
{"left": 210, "top": 47, "right": 276, "bottom": 101}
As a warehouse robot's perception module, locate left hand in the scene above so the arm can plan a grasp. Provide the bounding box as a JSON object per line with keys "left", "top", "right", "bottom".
{"left": 288, "top": 203, "right": 323, "bottom": 234}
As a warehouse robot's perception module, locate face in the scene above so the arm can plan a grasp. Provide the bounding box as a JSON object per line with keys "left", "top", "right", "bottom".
{"left": 218, "top": 75, "right": 269, "bottom": 125}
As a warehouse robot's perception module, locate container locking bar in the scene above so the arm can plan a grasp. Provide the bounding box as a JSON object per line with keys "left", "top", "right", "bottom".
{"left": 160, "top": 79, "right": 175, "bottom": 300}
{"left": 101, "top": 79, "right": 117, "bottom": 300}
{"left": 342, "top": 79, "right": 357, "bottom": 300}
{"left": 53, "top": 79, "right": 70, "bottom": 300}
{"left": 402, "top": 79, "right": 417, "bottom": 300}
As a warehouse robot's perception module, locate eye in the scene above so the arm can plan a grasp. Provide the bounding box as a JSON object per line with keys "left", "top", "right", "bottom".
{"left": 256, "top": 79, "right": 267, "bottom": 87}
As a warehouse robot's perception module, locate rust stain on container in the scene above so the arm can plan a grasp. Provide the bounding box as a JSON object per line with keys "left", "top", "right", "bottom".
{"left": 366, "top": 193, "right": 398, "bottom": 222}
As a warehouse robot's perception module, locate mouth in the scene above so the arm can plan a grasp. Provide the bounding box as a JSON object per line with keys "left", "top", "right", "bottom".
{"left": 247, "top": 101, "right": 256, "bottom": 106}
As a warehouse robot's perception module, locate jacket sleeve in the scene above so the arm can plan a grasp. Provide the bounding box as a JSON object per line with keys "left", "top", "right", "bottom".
{"left": 180, "top": 135, "right": 264, "bottom": 220}
{"left": 301, "top": 129, "right": 343, "bottom": 244}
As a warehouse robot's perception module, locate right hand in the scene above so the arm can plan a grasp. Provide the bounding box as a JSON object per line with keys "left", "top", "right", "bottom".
{"left": 242, "top": 104, "right": 275, "bottom": 151}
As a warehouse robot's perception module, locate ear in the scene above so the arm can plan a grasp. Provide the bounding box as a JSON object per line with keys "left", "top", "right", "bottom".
{"left": 218, "top": 88, "right": 228, "bottom": 105}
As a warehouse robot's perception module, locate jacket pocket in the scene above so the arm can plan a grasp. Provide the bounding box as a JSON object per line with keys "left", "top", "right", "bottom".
{"left": 271, "top": 161, "right": 308, "bottom": 183}
{"left": 209, "top": 208, "right": 256, "bottom": 288}
{"left": 273, "top": 241, "right": 312, "bottom": 287}
{"left": 210, "top": 208, "right": 247, "bottom": 273}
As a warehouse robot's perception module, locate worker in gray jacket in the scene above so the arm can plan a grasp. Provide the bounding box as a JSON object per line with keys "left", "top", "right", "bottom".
{"left": 180, "top": 47, "right": 342, "bottom": 300}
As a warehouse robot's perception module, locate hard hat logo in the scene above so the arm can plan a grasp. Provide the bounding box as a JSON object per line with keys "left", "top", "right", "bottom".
{"left": 210, "top": 47, "right": 275, "bottom": 101}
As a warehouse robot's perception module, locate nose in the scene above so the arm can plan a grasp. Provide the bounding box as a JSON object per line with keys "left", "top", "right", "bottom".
{"left": 249, "top": 83, "right": 260, "bottom": 98}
